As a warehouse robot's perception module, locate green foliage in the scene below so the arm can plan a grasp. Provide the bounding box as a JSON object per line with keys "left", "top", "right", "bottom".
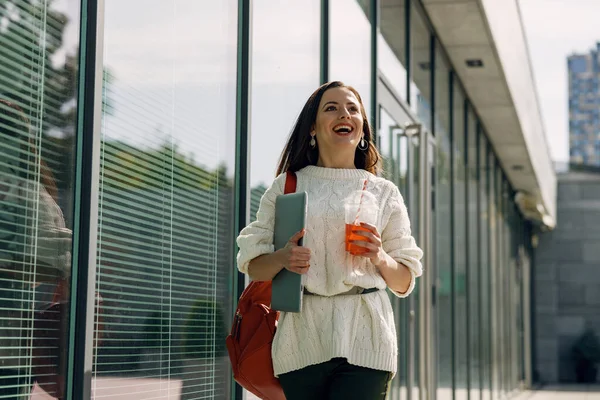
{"left": 183, "top": 298, "right": 227, "bottom": 358}
{"left": 0, "top": 0, "right": 77, "bottom": 129}
{"left": 1, "top": 0, "right": 78, "bottom": 195}
{"left": 101, "top": 140, "right": 231, "bottom": 192}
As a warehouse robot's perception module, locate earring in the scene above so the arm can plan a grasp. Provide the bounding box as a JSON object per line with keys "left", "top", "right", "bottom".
{"left": 310, "top": 135, "right": 316, "bottom": 148}
{"left": 358, "top": 136, "right": 369, "bottom": 151}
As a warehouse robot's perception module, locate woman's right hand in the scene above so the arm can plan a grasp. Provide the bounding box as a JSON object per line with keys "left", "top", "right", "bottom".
{"left": 277, "top": 229, "right": 311, "bottom": 275}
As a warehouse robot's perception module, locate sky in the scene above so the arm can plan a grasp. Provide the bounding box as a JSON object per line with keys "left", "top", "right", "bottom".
{"left": 50, "top": 0, "right": 597, "bottom": 180}
{"left": 519, "top": 0, "right": 600, "bottom": 163}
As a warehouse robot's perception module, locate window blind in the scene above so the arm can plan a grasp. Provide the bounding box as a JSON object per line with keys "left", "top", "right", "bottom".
{"left": 93, "top": 2, "right": 238, "bottom": 398}
{"left": 0, "top": 0, "right": 80, "bottom": 398}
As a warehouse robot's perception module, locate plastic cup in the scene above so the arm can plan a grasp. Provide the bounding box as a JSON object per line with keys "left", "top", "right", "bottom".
{"left": 344, "top": 191, "right": 378, "bottom": 256}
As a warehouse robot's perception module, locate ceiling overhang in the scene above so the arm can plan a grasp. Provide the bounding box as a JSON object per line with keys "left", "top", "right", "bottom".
{"left": 420, "top": 0, "right": 556, "bottom": 228}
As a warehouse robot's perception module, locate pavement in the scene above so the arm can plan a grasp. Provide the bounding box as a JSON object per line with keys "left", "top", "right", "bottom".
{"left": 246, "top": 385, "right": 600, "bottom": 400}
{"left": 31, "top": 382, "right": 600, "bottom": 399}
{"left": 512, "top": 385, "right": 600, "bottom": 400}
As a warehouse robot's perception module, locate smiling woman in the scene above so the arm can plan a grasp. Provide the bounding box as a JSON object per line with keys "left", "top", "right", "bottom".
{"left": 276, "top": 82, "right": 380, "bottom": 175}
{"left": 311, "top": 87, "right": 366, "bottom": 169}
{"left": 238, "top": 81, "right": 423, "bottom": 399}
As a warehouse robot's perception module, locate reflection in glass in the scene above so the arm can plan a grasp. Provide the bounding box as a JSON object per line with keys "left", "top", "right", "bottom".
{"left": 434, "top": 46, "right": 453, "bottom": 400}
{"left": 467, "top": 107, "right": 481, "bottom": 400}
{"left": 489, "top": 154, "right": 499, "bottom": 400}
{"left": 330, "top": 0, "right": 371, "bottom": 117}
{"left": 0, "top": 0, "right": 80, "bottom": 398}
{"left": 480, "top": 135, "right": 491, "bottom": 400}
{"left": 378, "top": 105, "right": 411, "bottom": 400}
{"left": 250, "top": 0, "right": 320, "bottom": 205}
{"left": 410, "top": 2, "right": 432, "bottom": 132}
{"left": 248, "top": 4, "right": 319, "bottom": 397}
{"left": 453, "top": 84, "right": 469, "bottom": 400}
{"left": 380, "top": 0, "right": 407, "bottom": 102}
{"left": 513, "top": 210, "right": 525, "bottom": 389}
{"left": 410, "top": 134, "right": 420, "bottom": 400}
{"left": 95, "top": 1, "right": 237, "bottom": 398}
{"left": 378, "top": 106, "right": 410, "bottom": 188}
{"left": 496, "top": 168, "right": 506, "bottom": 399}
{"left": 506, "top": 186, "right": 514, "bottom": 394}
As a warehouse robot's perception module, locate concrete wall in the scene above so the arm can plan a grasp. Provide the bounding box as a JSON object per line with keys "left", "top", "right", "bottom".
{"left": 534, "top": 170, "right": 600, "bottom": 383}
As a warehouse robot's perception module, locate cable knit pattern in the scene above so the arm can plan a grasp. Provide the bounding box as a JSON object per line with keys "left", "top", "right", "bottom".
{"left": 236, "top": 165, "right": 423, "bottom": 377}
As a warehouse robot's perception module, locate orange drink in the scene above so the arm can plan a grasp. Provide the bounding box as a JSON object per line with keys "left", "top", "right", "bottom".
{"left": 345, "top": 224, "right": 371, "bottom": 255}
{"left": 344, "top": 185, "right": 378, "bottom": 256}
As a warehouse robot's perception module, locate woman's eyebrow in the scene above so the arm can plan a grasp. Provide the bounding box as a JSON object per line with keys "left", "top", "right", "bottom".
{"left": 322, "top": 101, "right": 357, "bottom": 109}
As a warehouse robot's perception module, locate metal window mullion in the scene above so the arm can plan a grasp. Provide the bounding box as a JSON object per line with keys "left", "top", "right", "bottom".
{"left": 370, "top": 0, "right": 379, "bottom": 135}
{"left": 405, "top": 0, "right": 412, "bottom": 105}
{"left": 464, "top": 98, "right": 471, "bottom": 400}
{"left": 486, "top": 141, "right": 494, "bottom": 398}
{"left": 233, "top": 1, "right": 252, "bottom": 399}
{"left": 320, "top": 0, "right": 329, "bottom": 84}
{"left": 476, "top": 123, "right": 484, "bottom": 400}
{"left": 449, "top": 70, "right": 457, "bottom": 400}
{"left": 66, "top": 0, "right": 104, "bottom": 398}
{"left": 496, "top": 162, "right": 503, "bottom": 399}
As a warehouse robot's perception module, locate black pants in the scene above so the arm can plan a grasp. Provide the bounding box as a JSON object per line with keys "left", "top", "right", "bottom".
{"left": 278, "top": 358, "right": 391, "bottom": 400}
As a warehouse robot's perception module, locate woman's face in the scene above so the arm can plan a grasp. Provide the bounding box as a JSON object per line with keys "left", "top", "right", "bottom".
{"left": 311, "top": 87, "right": 365, "bottom": 156}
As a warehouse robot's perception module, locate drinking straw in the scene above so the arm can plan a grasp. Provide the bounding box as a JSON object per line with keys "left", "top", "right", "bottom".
{"left": 352, "top": 179, "right": 369, "bottom": 226}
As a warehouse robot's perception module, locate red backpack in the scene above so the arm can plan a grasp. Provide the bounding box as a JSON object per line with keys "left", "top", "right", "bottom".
{"left": 226, "top": 172, "right": 296, "bottom": 400}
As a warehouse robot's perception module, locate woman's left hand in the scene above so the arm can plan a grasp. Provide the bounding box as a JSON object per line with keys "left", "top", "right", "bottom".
{"left": 349, "top": 222, "right": 386, "bottom": 267}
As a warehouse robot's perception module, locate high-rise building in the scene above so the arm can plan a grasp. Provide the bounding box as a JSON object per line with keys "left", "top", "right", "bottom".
{"left": 568, "top": 43, "right": 600, "bottom": 166}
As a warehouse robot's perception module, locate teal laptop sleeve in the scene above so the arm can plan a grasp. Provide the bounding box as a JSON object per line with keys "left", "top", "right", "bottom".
{"left": 271, "top": 191, "right": 307, "bottom": 313}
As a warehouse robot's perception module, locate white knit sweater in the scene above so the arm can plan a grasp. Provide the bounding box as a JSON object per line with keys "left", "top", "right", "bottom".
{"left": 236, "top": 166, "right": 423, "bottom": 376}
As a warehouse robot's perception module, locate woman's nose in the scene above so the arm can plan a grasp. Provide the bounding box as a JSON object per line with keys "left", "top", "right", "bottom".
{"left": 339, "top": 108, "right": 351, "bottom": 118}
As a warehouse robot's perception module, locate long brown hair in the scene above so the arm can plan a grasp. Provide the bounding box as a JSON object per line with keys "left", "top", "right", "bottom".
{"left": 276, "top": 81, "right": 381, "bottom": 176}
{"left": 0, "top": 99, "right": 58, "bottom": 201}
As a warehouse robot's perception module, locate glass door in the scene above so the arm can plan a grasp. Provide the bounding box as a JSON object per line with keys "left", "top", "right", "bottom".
{"left": 378, "top": 104, "right": 413, "bottom": 400}
{"left": 378, "top": 78, "right": 436, "bottom": 400}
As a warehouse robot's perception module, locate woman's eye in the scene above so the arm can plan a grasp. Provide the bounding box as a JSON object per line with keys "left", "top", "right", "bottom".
{"left": 349, "top": 107, "right": 359, "bottom": 113}
{"left": 326, "top": 106, "right": 336, "bottom": 111}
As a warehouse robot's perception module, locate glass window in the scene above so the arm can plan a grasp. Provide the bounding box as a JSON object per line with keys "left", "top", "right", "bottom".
{"left": 409, "top": 1, "right": 432, "bottom": 131}
{"left": 506, "top": 182, "right": 517, "bottom": 393}
{"left": 250, "top": 0, "right": 320, "bottom": 216}
{"left": 500, "top": 175, "right": 509, "bottom": 397}
{"left": 452, "top": 77, "right": 468, "bottom": 400}
{"left": 378, "top": 104, "right": 411, "bottom": 400}
{"left": 434, "top": 43, "right": 453, "bottom": 400}
{"left": 94, "top": 2, "right": 238, "bottom": 398}
{"left": 410, "top": 133, "right": 421, "bottom": 400}
{"left": 514, "top": 211, "right": 525, "bottom": 387}
{"left": 480, "top": 133, "right": 491, "bottom": 400}
{"left": 489, "top": 154, "right": 500, "bottom": 400}
{"left": 380, "top": 0, "right": 408, "bottom": 102}
{"left": 378, "top": 105, "right": 410, "bottom": 188}
{"left": 467, "top": 107, "right": 480, "bottom": 400}
{"left": 330, "top": 0, "right": 371, "bottom": 117}
{"left": 0, "top": 1, "right": 81, "bottom": 398}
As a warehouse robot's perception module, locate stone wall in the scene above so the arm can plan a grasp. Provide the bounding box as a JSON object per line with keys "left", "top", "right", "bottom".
{"left": 535, "top": 170, "right": 600, "bottom": 383}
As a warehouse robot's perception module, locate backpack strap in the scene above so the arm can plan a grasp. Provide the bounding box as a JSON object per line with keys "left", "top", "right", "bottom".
{"left": 284, "top": 171, "right": 297, "bottom": 194}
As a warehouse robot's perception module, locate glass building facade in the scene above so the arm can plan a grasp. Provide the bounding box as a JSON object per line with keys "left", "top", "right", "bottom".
{"left": 0, "top": 1, "right": 534, "bottom": 399}
{"left": 568, "top": 43, "right": 600, "bottom": 167}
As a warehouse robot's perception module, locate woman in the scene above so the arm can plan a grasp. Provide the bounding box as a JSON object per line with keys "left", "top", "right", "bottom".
{"left": 236, "top": 81, "right": 423, "bottom": 399}
{"left": 0, "top": 99, "right": 71, "bottom": 399}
